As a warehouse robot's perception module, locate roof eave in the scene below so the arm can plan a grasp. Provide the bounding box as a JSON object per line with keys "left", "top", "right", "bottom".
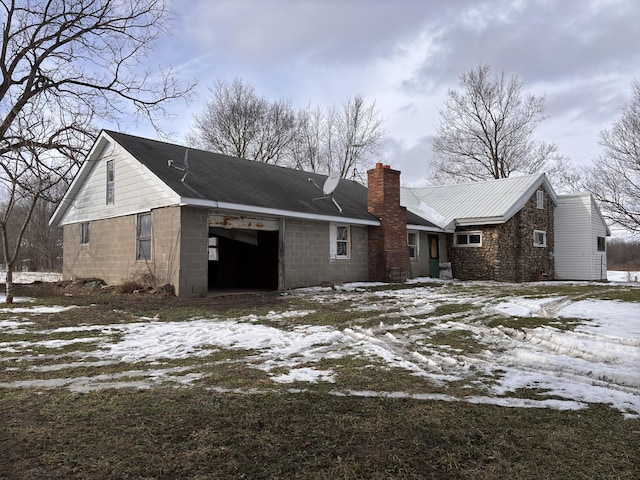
{"left": 455, "top": 216, "right": 506, "bottom": 227}
{"left": 49, "top": 132, "right": 112, "bottom": 227}
{"left": 180, "top": 197, "right": 381, "bottom": 226}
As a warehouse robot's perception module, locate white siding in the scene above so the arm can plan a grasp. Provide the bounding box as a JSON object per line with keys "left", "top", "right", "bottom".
{"left": 590, "top": 196, "right": 608, "bottom": 280}
{"left": 59, "top": 142, "right": 178, "bottom": 225}
{"left": 555, "top": 193, "right": 608, "bottom": 281}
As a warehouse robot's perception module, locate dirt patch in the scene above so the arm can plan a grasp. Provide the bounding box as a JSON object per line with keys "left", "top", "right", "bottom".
{"left": 7, "top": 280, "right": 292, "bottom": 314}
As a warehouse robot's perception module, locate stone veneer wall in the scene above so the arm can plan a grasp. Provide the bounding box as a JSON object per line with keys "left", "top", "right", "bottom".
{"left": 367, "top": 163, "right": 410, "bottom": 282}
{"left": 449, "top": 187, "right": 555, "bottom": 282}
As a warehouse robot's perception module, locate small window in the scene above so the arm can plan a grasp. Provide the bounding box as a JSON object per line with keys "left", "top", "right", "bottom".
{"left": 597, "top": 236, "right": 606, "bottom": 252}
{"left": 106, "top": 160, "right": 115, "bottom": 205}
{"left": 330, "top": 223, "right": 351, "bottom": 259}
{"left": 536, "top": 190, "right": 544, "bottom": 209}
{"left": 407, "top": 231, "right": 418, "bottom": 259}
{"left": 455, "top": 231, "right": 482, "bottom": 247}
{"left": 533, "top": 230, "right": 547, "bottom": 247}
{"left": 336, "top": 225, "right": 350, "bottom": 258}
{"left": 136, "top": 212, "right": 152, "bottom": 261}
{"left": 208, "top": 236, "right": 219, "bottom": 261}
{"left": 80, "top": 222, "right": 90, "bottom": 244}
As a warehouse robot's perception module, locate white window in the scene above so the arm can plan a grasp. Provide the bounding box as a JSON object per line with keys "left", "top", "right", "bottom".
{"left": 533, "top": 230, "right": 547, "bottom": 247}
{"left": 136, "top": 213, "right": 152, "bottom": 260}
{"left": 597, "top": 236, "right": 606, "bottom": 252}
{"left": 455, "top": 231, "right": 482, "bottom": 247}
{"left": 208, "top": 236, "right": 219, "bottom": 261}
{"left": 80, "top": 222, "right": 90, "bottom": 244}
{"left": 407, "top": 231, "right": 418, "bottom": 259}
{"left": 536, "top": 190, "right": 544, "bottom": 209}
{"left": 106, "top": 160, "right": 115, "bottom": 205}
{"left": 330, "top": 223, "right": 350, "bottom": 259}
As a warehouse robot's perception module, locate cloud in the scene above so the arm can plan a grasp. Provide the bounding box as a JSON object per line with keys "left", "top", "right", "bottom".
{"left": 143, "top": 0, "right": 639, "bottom": 173}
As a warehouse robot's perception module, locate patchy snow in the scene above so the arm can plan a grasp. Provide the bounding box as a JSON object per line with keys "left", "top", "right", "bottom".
{"left": 1, "top": 272, "right": 639, "bottom": 417}
{"left": 607, "top": 270, "right": 640, "bottom": 283}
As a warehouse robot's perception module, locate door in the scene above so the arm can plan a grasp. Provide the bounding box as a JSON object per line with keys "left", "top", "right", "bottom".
{"left": 428, "top": 234, "right": 440, "bottom": 278}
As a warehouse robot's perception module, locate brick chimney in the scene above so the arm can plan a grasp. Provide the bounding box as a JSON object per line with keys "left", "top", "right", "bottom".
{"left": 367, "top": 163, "right": 409, "bottom": 282}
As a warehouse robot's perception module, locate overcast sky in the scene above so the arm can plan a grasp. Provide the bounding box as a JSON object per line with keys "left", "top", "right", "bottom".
{"left": 134, "top": 0, "right": 639, "bottom": 186}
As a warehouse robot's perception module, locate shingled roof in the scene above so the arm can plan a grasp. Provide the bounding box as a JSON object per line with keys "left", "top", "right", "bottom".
{"left": 105, "top": 131, "right": 378, "bottom": 223}
{"left": 48, "top": 130, "right": 440, "bottom": 229}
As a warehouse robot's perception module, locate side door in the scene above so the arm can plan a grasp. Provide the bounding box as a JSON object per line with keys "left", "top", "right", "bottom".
{"left": 428, "top": 234, "right": 440, "bottom": 278}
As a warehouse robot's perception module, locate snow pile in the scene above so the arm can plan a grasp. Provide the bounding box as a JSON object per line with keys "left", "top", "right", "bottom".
{"left": 0, "top": 271, "right": 63, "bottom": 284}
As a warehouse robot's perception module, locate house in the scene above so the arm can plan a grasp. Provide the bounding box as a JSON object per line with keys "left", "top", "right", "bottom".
{"left": 554, "top": 193, "right": 611, "bottom": 281}
{"left": 50, "top": 131, "right": 438, "bottom": 295}
{"left": 402, "top": 174, "right": 558, "bottom": 282}
{"left": 50, "top": 131, "right": 610, "bottom": 296}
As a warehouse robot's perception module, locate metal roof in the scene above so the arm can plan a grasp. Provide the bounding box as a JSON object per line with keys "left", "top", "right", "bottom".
{"left": 402, "top": 174, "right": 557, "bottom": 230}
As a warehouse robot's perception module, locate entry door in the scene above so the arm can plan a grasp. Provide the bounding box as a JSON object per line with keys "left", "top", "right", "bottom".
{"left": 428, "top": 234, "right": 440, "bottom": 278}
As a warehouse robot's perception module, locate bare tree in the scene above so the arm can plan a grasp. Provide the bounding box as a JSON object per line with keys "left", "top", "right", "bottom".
{"left": 0, "top": 0, "right": 192, "bottom": 302}
{"left": 290, "top": 105, "right": 324, "bottom": 172}
{"left": 21, "top": 182, "right": 67, "bottom": 271}
{"left": 584, "top": 81, "right": 640, "bottom": 234}
{"left": 430, "top": 64, "right": 568, "bottom": 184}
{"left": 188, "top": 78, "right": 297, "bottom": 164}
{"left": 189, "top": 81, "right": 385, "bottom": 178}
{"left": 290, "top": 95, "right": 384, "bottom": 179}
{"left": 323, "top": 94, "right": 384, "bottom": 179}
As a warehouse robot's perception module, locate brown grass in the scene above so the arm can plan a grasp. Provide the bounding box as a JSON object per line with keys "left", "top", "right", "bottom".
{"left": 1, "top": 281, "right": 639, "bottom": 479}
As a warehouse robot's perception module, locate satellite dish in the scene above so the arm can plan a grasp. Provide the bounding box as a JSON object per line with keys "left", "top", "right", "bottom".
{"left": 168, "top": 149, "right": 190, "bottom": 182}
{"left": 323, "top": 171, "right": 340, "bottom": 195}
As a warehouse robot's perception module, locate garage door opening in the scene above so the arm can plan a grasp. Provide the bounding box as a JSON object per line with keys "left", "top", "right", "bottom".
{"left": 208, "top": 228, "right": 279, "bottom": 290}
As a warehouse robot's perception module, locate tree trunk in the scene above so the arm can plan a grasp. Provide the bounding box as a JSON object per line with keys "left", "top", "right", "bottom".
{"left": 4, "top": 266, "right": 13, "bottom": 304}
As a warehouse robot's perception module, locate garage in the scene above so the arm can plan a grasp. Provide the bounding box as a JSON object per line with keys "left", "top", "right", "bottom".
{"left": 207, "top": 214, "right": 280, "bottom": 290}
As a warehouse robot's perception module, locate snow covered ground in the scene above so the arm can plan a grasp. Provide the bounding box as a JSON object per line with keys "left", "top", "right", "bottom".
{"left": 1, "top": 271, "right": 639, "bottom": 418}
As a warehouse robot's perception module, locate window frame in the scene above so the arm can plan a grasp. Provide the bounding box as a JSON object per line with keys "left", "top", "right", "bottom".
{"left": 208, "top": 236, "right": 219, "bottom": 261}
{"left": 454, "top": 231, "right": 482, "bottom": 247}
{"left": 597, "top": 236, "right": 606, "bottom": 252}
{"left": 335, "top": 224, "right": 350, "bottom": 259}
{"left": 80, "top": 222, "right": 90, "bottom": 245}
{"left": 106, "top": 159, "right": 115, "bottom": 205}
{"left": 136, "top": 212, "right": 152, "bottom": 261}
{"left": 536, "top": 189, "right": 544, "bottom": 209}
{"left": 330, "top": 223, "right": 351, "bottom": 260}
{"left": 533, "top": 229, "right": 547, "bottom": 247}
{"left": 407, "top": 231, "right": 419, "bottom": 259}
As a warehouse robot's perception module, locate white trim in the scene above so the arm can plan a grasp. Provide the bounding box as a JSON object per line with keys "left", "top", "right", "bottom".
{"left": 407, "top": 230, "right": 419, "bottom": 259}
{"left": 181, "top": 197, "right": 380, "bottom": 226}
{"left": 330, "top": 222, "right": 351, "bottom": 260}
{"left": 536, "top": 190, "right": 544, "bottom": 209}
{"left": 533, "top": 230, "right": 547, "bottom": 247}
{"left": 455, "top": 231, "right": 482, "bottom": 247}
{"left": 407, "top": 223, "right": 445, "bottom": 232}
{"left": 136, "top": 212, "right": 153, "bottom": 261}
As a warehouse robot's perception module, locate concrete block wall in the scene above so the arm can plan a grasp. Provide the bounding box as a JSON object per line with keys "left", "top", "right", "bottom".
{"left": 151, "top": 206, "right": 182, "bottom": 289}
{"left": 283, "top": 219, "right": 368, "bottom": 288}
{"left": 63, "top": 215, "right": 138, "bottom": 284}
{"left": 62, "top": 205, "right": 214, "bottom": 295}
{"left": 178, "top": 206, "right": 209, "bottom": 296}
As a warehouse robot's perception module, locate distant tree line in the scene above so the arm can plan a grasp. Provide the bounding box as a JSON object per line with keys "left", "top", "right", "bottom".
{"left": 606, "top": 238, "right": 640, "bottom": 270}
